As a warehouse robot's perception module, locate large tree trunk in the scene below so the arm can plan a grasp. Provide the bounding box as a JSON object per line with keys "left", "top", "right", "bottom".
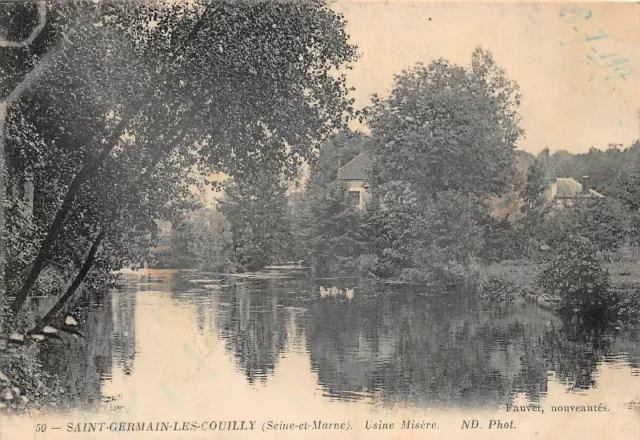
{"left": 27, "top": 118, "right": 194, "bottom": 331}
{"left": 31, "top": 230, "right": 105, "bottom": 332}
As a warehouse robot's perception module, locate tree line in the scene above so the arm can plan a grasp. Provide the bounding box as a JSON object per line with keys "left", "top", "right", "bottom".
{"left": 175, "top": 48, "right": 640, "bottom": 323}
{"left": 178, "top": 48, "right": 525, "bottom": 280}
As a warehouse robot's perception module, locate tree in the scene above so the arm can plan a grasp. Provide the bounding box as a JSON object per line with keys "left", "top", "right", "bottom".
{"left": 290, "top": 130, "right": 369, "bottom": 273}
{"left": 521, "top": 158, "right": 549, "bottom": 216}
{"left": 367, "top": 48, "right": 523, "bottom": 200}
{"left": 542, "top": 198, "right": 630, "bottom": 256}
{"left": 537, "top": 237, "right": 612, "bottom": 320}
{"left": 620, "top": 173, "right": 640, "bottom": 245}
{"left": 363, "top": 181, "right": 421, "bottom": 278}
{"left": 364, "top": 185, "right": 492, "bottom": 284}
{"left": 219, "top": 172, "right": 293, "bottom": 272}
{"left": 516, "top": 155, "right": 552, "bottom": 254}
{"left": 171, "top": 207, "right": 235, "bottom": 272}
{"left": 306, "top": 183, "right": 368, "bottom": 274}
{"left": 4, "top": 0, "right": 358, "bottom": 320}
{"left": 1, "top": 1, "right": 51, "bottom": 330}
{"left": 361, "top": 49, "right": 523, "bottom": 283}
{"left": 402, "top": 190, "right": 486, "bottom": 285}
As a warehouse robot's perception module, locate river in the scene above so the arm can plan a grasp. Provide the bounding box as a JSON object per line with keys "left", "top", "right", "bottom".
{"left": 29, "top": 268, "right": 640, "bottom": 439}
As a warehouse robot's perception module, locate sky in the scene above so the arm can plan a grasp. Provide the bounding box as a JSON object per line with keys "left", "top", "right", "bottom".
{"left": 332, "top": 1, "right": 640, "bottom": 154}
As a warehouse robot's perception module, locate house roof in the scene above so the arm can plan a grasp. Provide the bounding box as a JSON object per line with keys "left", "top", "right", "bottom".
{"left": 337, "top": 152, "right": 371, "bottom": 181}
{"left": 555, "top": 177, "right": 604, "bottom": 199}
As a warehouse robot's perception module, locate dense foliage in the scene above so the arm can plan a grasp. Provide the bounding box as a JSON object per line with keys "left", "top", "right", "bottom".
{"left": 367, "top": 48, "right": 522, "bottom": 200}
{"left": 219, "top": 173, "right": 294, "bottom": 272}
{"left": 289, "top": 130, "right": 369, "bottom": 274}
{"left": 2, "top": 0, "right": 358, "bottom": 322}
{"left": 170, "top": 208, "right": 235, "bottom": 272}
{"left": 543, "top": 198, "right": 630, "bottom": 255}
{"left": 537, "top": 237, "right": 612, "bottom": 319}
{"left": 360, "top": 49, "right": 523, "bottom": 284}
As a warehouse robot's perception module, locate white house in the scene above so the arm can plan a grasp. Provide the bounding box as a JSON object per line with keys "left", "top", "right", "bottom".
{"left": 336, "top": 152, "right": 372, "bottom": 210}
{"left": 543, "top": 176, "right": 604, "bottom": 209}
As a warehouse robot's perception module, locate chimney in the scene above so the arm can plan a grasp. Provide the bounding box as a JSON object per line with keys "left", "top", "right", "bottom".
{"left": 581, "top": 175, "right": 590, "bottom": 195}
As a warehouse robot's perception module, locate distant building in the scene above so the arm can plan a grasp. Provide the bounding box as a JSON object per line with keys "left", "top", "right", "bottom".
{"left": 336, "top": 153, "right": 604, "bottom": 217}
{"left": 336, "top": 152, "right": 372, "bottom": 210}
{"left": 543, "top": 176, "right": 604, "bottom": 209}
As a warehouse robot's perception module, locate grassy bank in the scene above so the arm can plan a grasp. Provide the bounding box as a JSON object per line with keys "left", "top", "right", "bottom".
{"left": 482, "top": 258, "right": 640, "bottom": 321}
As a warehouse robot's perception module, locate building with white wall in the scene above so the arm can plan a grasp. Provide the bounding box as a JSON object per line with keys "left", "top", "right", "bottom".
{"left": 336, "top": 153, "right": 372, "bottom": 210}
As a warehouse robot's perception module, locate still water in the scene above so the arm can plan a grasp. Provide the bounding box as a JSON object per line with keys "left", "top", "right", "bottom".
{"left": 32, "top": 268, "right": 640, "bottom": 436}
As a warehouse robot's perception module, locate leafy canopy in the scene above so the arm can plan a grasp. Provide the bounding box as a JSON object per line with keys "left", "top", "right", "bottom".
{"left": 367, "top": 48, "right": 523, "bottom": 199}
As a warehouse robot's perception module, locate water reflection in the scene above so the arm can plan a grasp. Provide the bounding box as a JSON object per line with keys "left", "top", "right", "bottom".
{"left": 217, "top": 282, "right": 289, "bottom": 383}
{"left": 33, "top": 291, "right": 114, "bottom": 410}
{"left": 306, "top": 292, "right": 547, "bottom": 407}
{"left": 111, "top": 290, "right": 136, "bottom": 376}
{"left": 36, "top": 269, "right": 640, "bottom": 412}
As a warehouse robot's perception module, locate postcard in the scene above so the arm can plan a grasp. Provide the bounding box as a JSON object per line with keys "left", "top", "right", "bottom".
{"left": 0, "top": 1, "right": 639, "bottom": 439}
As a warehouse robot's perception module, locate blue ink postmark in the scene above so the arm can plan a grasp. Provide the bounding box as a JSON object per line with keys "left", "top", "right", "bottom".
{"left": 558, "top": 5, "right": 635, "bottom": 81}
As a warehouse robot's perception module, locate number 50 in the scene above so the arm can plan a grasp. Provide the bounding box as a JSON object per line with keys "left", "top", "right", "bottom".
{"left": 36, "top": 423, "right": 47, "bottom": 432}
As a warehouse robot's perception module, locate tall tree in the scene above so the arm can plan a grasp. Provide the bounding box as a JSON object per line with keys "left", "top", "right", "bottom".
{"left": 0, "top": 1, "right": 49, "bottom": 329}
{"left": 219, "top": 171, "right": 293, "bottom": 272}
{"left": 3, "top": 0, "right": 358, "bottom": 318}
{"left": 367, "top": 48, "right": 523, "bottom": 199}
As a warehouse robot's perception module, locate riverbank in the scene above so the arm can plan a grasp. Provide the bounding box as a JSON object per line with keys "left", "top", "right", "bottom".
{"left": 0, "top": 341, "right": 66, "bottom": 413}
{"left": 483, "top": 259, "right": 640, "bottom": 321}
{"left": 0, "top": 284, "right": 110, "bottom": 414}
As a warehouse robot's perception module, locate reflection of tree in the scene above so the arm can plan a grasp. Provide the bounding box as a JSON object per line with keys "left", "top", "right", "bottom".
{"left": 307, "top": 294, "right": 536, "bottom": 407}
{"left": 536, "top": 321, "right": 614, "bottom": 391}
{"left": 608, "top": 329, "right": 640, "bottom": 372}
{"left": 111, "top": 291, "right": 136, "bottom": 376}
{"left": 305, "top": 284, "right": 640, "bottom": 408}
{"left": 216, "top": 282, "right": 288, "bottom": 383}
{"left": 305, "top": 292, "right": 394, "bottom": 401}
{"left": 35, "top": 289, "right": 114, "bottom": 410}
{"left": 511, "top": 324, "right": 549, "bottom": 402}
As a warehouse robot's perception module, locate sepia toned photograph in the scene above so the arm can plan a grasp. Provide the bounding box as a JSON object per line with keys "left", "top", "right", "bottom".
{"left": 0, "top": 1, "right": 639, "bottom": 439}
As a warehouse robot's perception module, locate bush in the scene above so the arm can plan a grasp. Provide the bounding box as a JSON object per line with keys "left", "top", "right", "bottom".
{"left": 608, "top": 289, "right": 640, "bottom": 322}
{"left": 477, "top": 273, "right": 520, "bottom": 303}
{"left": 539, "top": 198, "right": 631, "bottom": 256}
{"left": 536, "top": 236, "right": 612, "bottom": 317}
{"left": 480, "top": 215, "right": 525, "bottom": 262}
{"left": 402, "top": 190, "right": 486, "bottom": 286}
{"left": 0, "top": 345, "right": 65, "bottom": 413}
